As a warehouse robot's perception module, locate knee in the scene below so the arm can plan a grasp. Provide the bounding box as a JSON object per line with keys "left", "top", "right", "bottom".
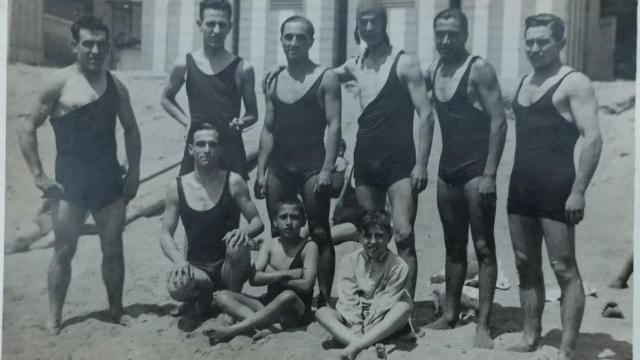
{"left": 393, "top": 225, "right": 414, "bottom": 253}
{"left": 393, "top": 301, "right": 412, "bottom": 321}
{"left": 445, "top": 241, "right": 466, "bottom": 261}
{"left": 225, "top": 243, "right": 250, "bottom": 263}
{"left": 278, "top": 289, "right": 300, "bottom": 304}
{"left": 514, "top": 253, "right": 542, "bottom": 286}
{"left": 474, "top": 241, "right": 496, "bottom": 264}
{"left": 168, "top": 278, "right": 197, "bottom": 302}
{"left": 54, "top": 243, "right": 78, "bottom": 265}
{"left": 212, "top": 290, "right": 233, "bottom": 309}
{"left": 550, "top": 255, "right": 580, "bottom": 284}
{"left": 309, "top": 222, "right": 331, "bottom": 241}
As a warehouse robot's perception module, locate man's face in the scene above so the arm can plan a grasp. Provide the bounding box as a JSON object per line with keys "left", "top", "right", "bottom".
{"left": 274, "top": 204, "right": 305, "bottom": 239}
{"left": 189, "top": 129, "right": 221, "bottom": 169}
{"left": 198, "top": 8, "right": 231, "bottom": 49}
{"left": 357, "top": 13, "right": 385, "bottom": 46}
{"left": 524, "top": 25, "right": 564, "bottom": 70}
{"left": 281, "top": 20, "right": 313, "bottom": 62}
{"left": 73, "top": 28, "right": 109, "bottom": 74}
{"left": 360, "top": 224, "right": 391, "bottom": 259}
{"left": 434, "top": 17, "right": 467, "bottom": 59}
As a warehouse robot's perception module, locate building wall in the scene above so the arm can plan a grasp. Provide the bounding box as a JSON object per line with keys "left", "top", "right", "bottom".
{"left": 9, "top": 0, "right": 45, "bottom": 64}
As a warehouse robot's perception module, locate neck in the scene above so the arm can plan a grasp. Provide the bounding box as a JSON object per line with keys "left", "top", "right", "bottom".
{"left": 532, "top": 59, "right": 563, "bottom": 79}
{"left": 194, "top": 163, "right": 221, "bottom": 182}
{"left": 77, "top": 64, "right": 103, "bottom": 83}
{"left": 441, "top": 50, "right": 469, "bottom": 66}
{"left": 287, "top": 58, "right": 314, "bottom": 75}
{"left": 203, "top": 44, "right": 226, "bottom": 58}
{"left": 365, "top": 41, "right": 391, "bottom": 59}
{"left": 280, "top": 234, "right": 302, "bottom": 246}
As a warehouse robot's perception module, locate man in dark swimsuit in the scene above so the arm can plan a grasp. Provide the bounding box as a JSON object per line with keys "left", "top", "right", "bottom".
{"left": 329, "top": 0, "right": 434, "bottom": 305}
{"left": 255, "top": 16, "right": 341, "bottom": 307}
{"left": 161, "top": 0, "right": 258, "bottom": 178}
{"left": 160, "top": 122, "right": 264, "bottom": 332}
{"left": 18, "top": 16, "right": 141, "bottom": 334}
{"left": 506, "top": 14, "right": 602, "bottom": 360}
{"left": 423, "top": 9, "right": 507, "bottom": 349}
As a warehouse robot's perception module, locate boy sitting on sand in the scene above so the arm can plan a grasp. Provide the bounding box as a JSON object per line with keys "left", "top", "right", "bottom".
{"left": 316, "top": 209, "right": 413, "bottom": 360}
{"left": 206, "top": 199, "right": 319, "bottom": 345}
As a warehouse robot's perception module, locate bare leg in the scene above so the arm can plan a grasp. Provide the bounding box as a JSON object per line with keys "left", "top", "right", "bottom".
{"left": 507, "top": 214, "right": 544, "bottom": 352}
{"left": 331, "top": 223, "right": 360, "bottom": 245}
{"left": 92, "top": 198, "right": 127, "bottom": 323}
{"left": 206, "top": 290, "right": 304, "bottom": 345}
{"left": 315, "top": 307, "right": 358, "bottom": 345}
{"left": 221, "top": 242, "right": 251, "bottom": 293}
{"left": 302, "top": 174, "right": 334, "bottom": 306}
{"left": 48, "top": 199, "right": 87, "bottom": 334}
{"left": 541, "top": 219, "right": 584, "bottom": 360}
{"left": 428, "top": 179, "right": 468, "bottom": 330}
{"left": 609, "top": 254, "right": 633, "bottom": 289}
{"left": 341, "top": 302, "right": 412, "bottom": 360}
{"left": 214, "top": 289, "right": 264, "bottom": 321}
{"left": 386, "top": 179, "right": 418, "bottom": 300}
{"left": 464, "top": 178, "right": 497, "bottom": 348}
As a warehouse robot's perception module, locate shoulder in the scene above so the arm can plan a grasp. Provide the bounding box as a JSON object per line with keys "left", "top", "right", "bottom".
{"left": 41, "top": 67, "right": 71, "bottom": 98}
{"left": 109, "top": 73, "right": 130, "bottom": 98}
{"left": 470, "top": 57, "right": 498, "bottom": 80}
{"left": 320, "top": 68, "right": 340, "bottom": 88}
{"left": 302, "top": 240, "right": 319, "bottom": 255}
{"left": 561, "top": 69, "right": 594, "bottom": 94}
{"left": 397, "top": 51, "right": 420, "bottom": 70}
{"left": 422, "top": 58, "right": 437, "bottom": 79}
{"left": 165, "top": 178, "right": 180, "bottom": 203}
{"left": 387, "top": 251, "right": 409, "bottom": 273}
{"left": 228, "top": 171, "right": 249, "bottom": 193}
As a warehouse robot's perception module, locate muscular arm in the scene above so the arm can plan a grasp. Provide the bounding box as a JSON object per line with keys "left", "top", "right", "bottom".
{"left": 285, "top": 242, "right": 319, "bottom": 293}
{"left": 229, "top": 173, "right": 264, "bottom": 238}
{"left": 317, "top": 70, "right": 342, "bottom": 189}
{"left": 159, "top": 180, "right": 185, "bottom": 264}
{"left": 236, "top": 61, "right": 258, "bottom": 129}
{"left": 250, "top": 240, "right": 301, "bottom": 286}
{"left": 568, "top": 74, "right": 603, "bottom": 196}
{"left": 160, "top": 60, "right": 189, "bottom": 127}
{"left": 473, "top": 60, "right": 507, "bottom": 177}
{"left": 331, "top": 58, "right": 356, "bottom": 83}
{"left": 114, "top": 78, "right": 142, "bottom": 201}
{"left": 18, "top": 74, "right": 62, "bottom": 183}
{"left": 400, "top": 54, "right": 434, "bottom": 192}
{"left": 255, "top": 81, "right": 277, "bottom": 196}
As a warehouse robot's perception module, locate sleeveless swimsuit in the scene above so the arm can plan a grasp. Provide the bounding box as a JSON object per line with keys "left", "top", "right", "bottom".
{"left": 181, "top": 54, "right": 248, "bottom": 179}
{"left": 177, "top": 172, "right": 240, "bottom": 284}
{"left": 269, "top": 69, "right": 328, "bottom": 186}
{"left": 50, "top": 71, "right": 123, "bottom": 210}
{"left": 354, "top": 51, "right": 416, "bottom": 189}
{"left": 433, "top": 56, "right": 491, "bottom": 185}
{"left": 507, "top": 71, "right": 579, "bottom": 223}
{"left": 262, "top": 239, "right": 314, "bottom": 323}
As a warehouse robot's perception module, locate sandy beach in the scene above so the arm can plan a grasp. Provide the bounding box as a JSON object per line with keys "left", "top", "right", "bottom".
{"left": 3, "top": 63, "right": 634, "bottom": 360}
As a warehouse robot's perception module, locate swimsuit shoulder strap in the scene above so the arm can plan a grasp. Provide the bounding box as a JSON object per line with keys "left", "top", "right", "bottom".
{"left": 176, "top": 176, "right": 186, "bottom": 207}
{"left": 514, "top": 74, "right": 529, "bottom": 100}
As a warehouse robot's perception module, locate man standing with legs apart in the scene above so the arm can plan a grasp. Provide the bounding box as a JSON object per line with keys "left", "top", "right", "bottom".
{"left": 327, "top": 0, "right": 433, "bottom": 307}
{"left": 161, "top": 0, "right": 258, "bottom": 178}
{"left": 160, "top": 122, "right": 264, "bottom": 332}
{"left": 424, "top": 9, "right": 507, "bottom": 349}
{"left": 507, "top": 14, "right": 602, "bottom": 360}
{"left": 18, "top": 16, "right": 141, "bottom": 334}
{"left": 256, "top": 16, "right": 342, "bottom": 308}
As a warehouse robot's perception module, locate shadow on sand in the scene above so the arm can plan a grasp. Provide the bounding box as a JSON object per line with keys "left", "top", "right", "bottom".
{"left": 60, "top": 302, "right": 177, "bottom": 330}
{"left": 542, "top": 328, "right": 632, "bottom": 360}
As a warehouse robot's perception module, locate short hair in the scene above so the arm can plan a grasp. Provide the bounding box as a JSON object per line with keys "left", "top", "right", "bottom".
{"left": 199, "top": 0, "right": 232, "bottom": 21}
{"left": 273, "top": 198, "right": 307, "bottom": 221}
{"left": 71, "top": 15, "right": 110, "bottom": 42}
{"left": 358, "top": 209, "right": 392, "bottom": 235}
{"left": 280, "top": 15, "right": 315, "bottom": 38}
{"left": 433, "top": 8, "right": 468, "bottom": 34}
{"left": 524, "top": 13, "right": 565, "bottom": 41}
{"left": 187, "top": 121, "right": 222, "bottom": 145}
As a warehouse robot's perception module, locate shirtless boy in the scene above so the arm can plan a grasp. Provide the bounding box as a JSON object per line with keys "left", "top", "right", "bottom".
{"left": 205, "top": 199, "right": 319, "bottom": 345}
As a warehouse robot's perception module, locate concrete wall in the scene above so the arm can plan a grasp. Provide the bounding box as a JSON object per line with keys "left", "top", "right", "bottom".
{"left": 9, "top": 0, "right": 45, "bottom": 64}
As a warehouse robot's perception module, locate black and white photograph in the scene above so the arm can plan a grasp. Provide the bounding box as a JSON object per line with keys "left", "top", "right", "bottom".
{"left": 3, "top": 0, "right": 636, "bottom": 359}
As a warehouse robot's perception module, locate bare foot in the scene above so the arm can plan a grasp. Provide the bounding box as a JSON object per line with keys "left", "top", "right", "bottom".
{"left": 506, "top": 340, "right": 539, "bottom": 352}
{"left": 426, "top": 315, "right": 455, "bottom": 330}
{"left": 204, "top": 326, "right": 234, "bottom": 346}
{"left": 338, "top": 346, "right": 357, "bottom": 360}
{"left": 473, "top": 327, "right": 494, "bottom": 349}
{"left": 608, "top": 279, "right": 628, "bottom": 289}
{"left": 252, "top": 328, "right": 274, "bottom": 342}
{"left": 45, "top": 318, "right": 61, "bottom": 335}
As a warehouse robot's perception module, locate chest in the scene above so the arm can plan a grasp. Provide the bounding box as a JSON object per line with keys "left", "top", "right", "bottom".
{"left": 56, "top": 76, "right": 108, "bottom": 116}
{"left": 354, "top": 261, "right": 391, "bottom": 296}
{"left": 269, "top": 244, "right": 299, "bottom": 270}
{"left": 192, "top": 53, "right": 236, "bottom": 75}
{"left": 516, "top": 84, "right": 573, "bottom": 123}
{"left": 276, "top": 73, "right": 319, "bottom": 104}
{"left": 434, "top": 65, "right": 469, "bottom": 101}
{"left": 354, "top": 58, "right": 395, "bottom": 107}
{"left": 182, "top": 181, "right": 225, "bottom": 211}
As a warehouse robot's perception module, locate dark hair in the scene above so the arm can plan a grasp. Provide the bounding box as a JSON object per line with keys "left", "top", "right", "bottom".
{"left": 354, "top": 1, "right": 390, "bottom": 47}
{"left": 187, "top": 121, "right": 222, "bottom": 145}
{"left": 338, "top": 138, "right": 347, "bottom": 152}
{"left": 199, "top": 0, "right": 232, "bottom": 21}
{"left": 274, "top": 198, "right": 307, "bottom": 221}
{"left": 524, "top": 13, "right": 565, "bottom": 41}
{"left": 280, "top": 15, "right": 315, "bottom": 38}
{"left": 70, "top": 15, "right": 110, "bottom": 42}
{"left": 433, "top": 8, "right": 468, "bottom": 34}
{"left": 358, "top": 209, "right": 392, "bottom": 235}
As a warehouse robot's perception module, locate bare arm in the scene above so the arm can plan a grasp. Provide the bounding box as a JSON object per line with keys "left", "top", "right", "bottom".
{"left": 316, "top": 70, "right": 342, "bottom": 192}
{"left": 565, "top": 73, "right": 603, "bottom": 224}
{"left": 159, "top": 180, "right": 184, "bottom": 264}
{"left": 160, "top": 60, "right": 189, "bottom": 127}
{"left": 400, "top": 54, "right": 434, "bottom": 192}
{"left": 331, "top": 58, "right": 356, "bottom": 83}
{"left": 250, "top": 240, "right": 301, "bottom": 286}
{"left": 232, "top": 60, "right": 258, "bottom": 130}
{"left": 18, "top": 73, "right": 64, "bottom": 193}
{"left": 114, "top": 77, "right": 142, "bottom": 201}
{"left": 255, "top": 80, "right": 277, "bottom": 198}
{"left": 285, "top": 241, "right": 319, "bottom": 293}
{"left": 229, "top": 172, "right": 264, "bottom": 239}
{"left": 473, "top": 60, "right": 507, "bottom": 203}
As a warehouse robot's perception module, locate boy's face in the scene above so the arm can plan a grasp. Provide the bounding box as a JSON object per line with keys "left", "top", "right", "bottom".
{"left": 360, "top": 224, "right": 391, "bottom": 259}
{"left": 274, "top": 204, "right": 305, "bottom": 239}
